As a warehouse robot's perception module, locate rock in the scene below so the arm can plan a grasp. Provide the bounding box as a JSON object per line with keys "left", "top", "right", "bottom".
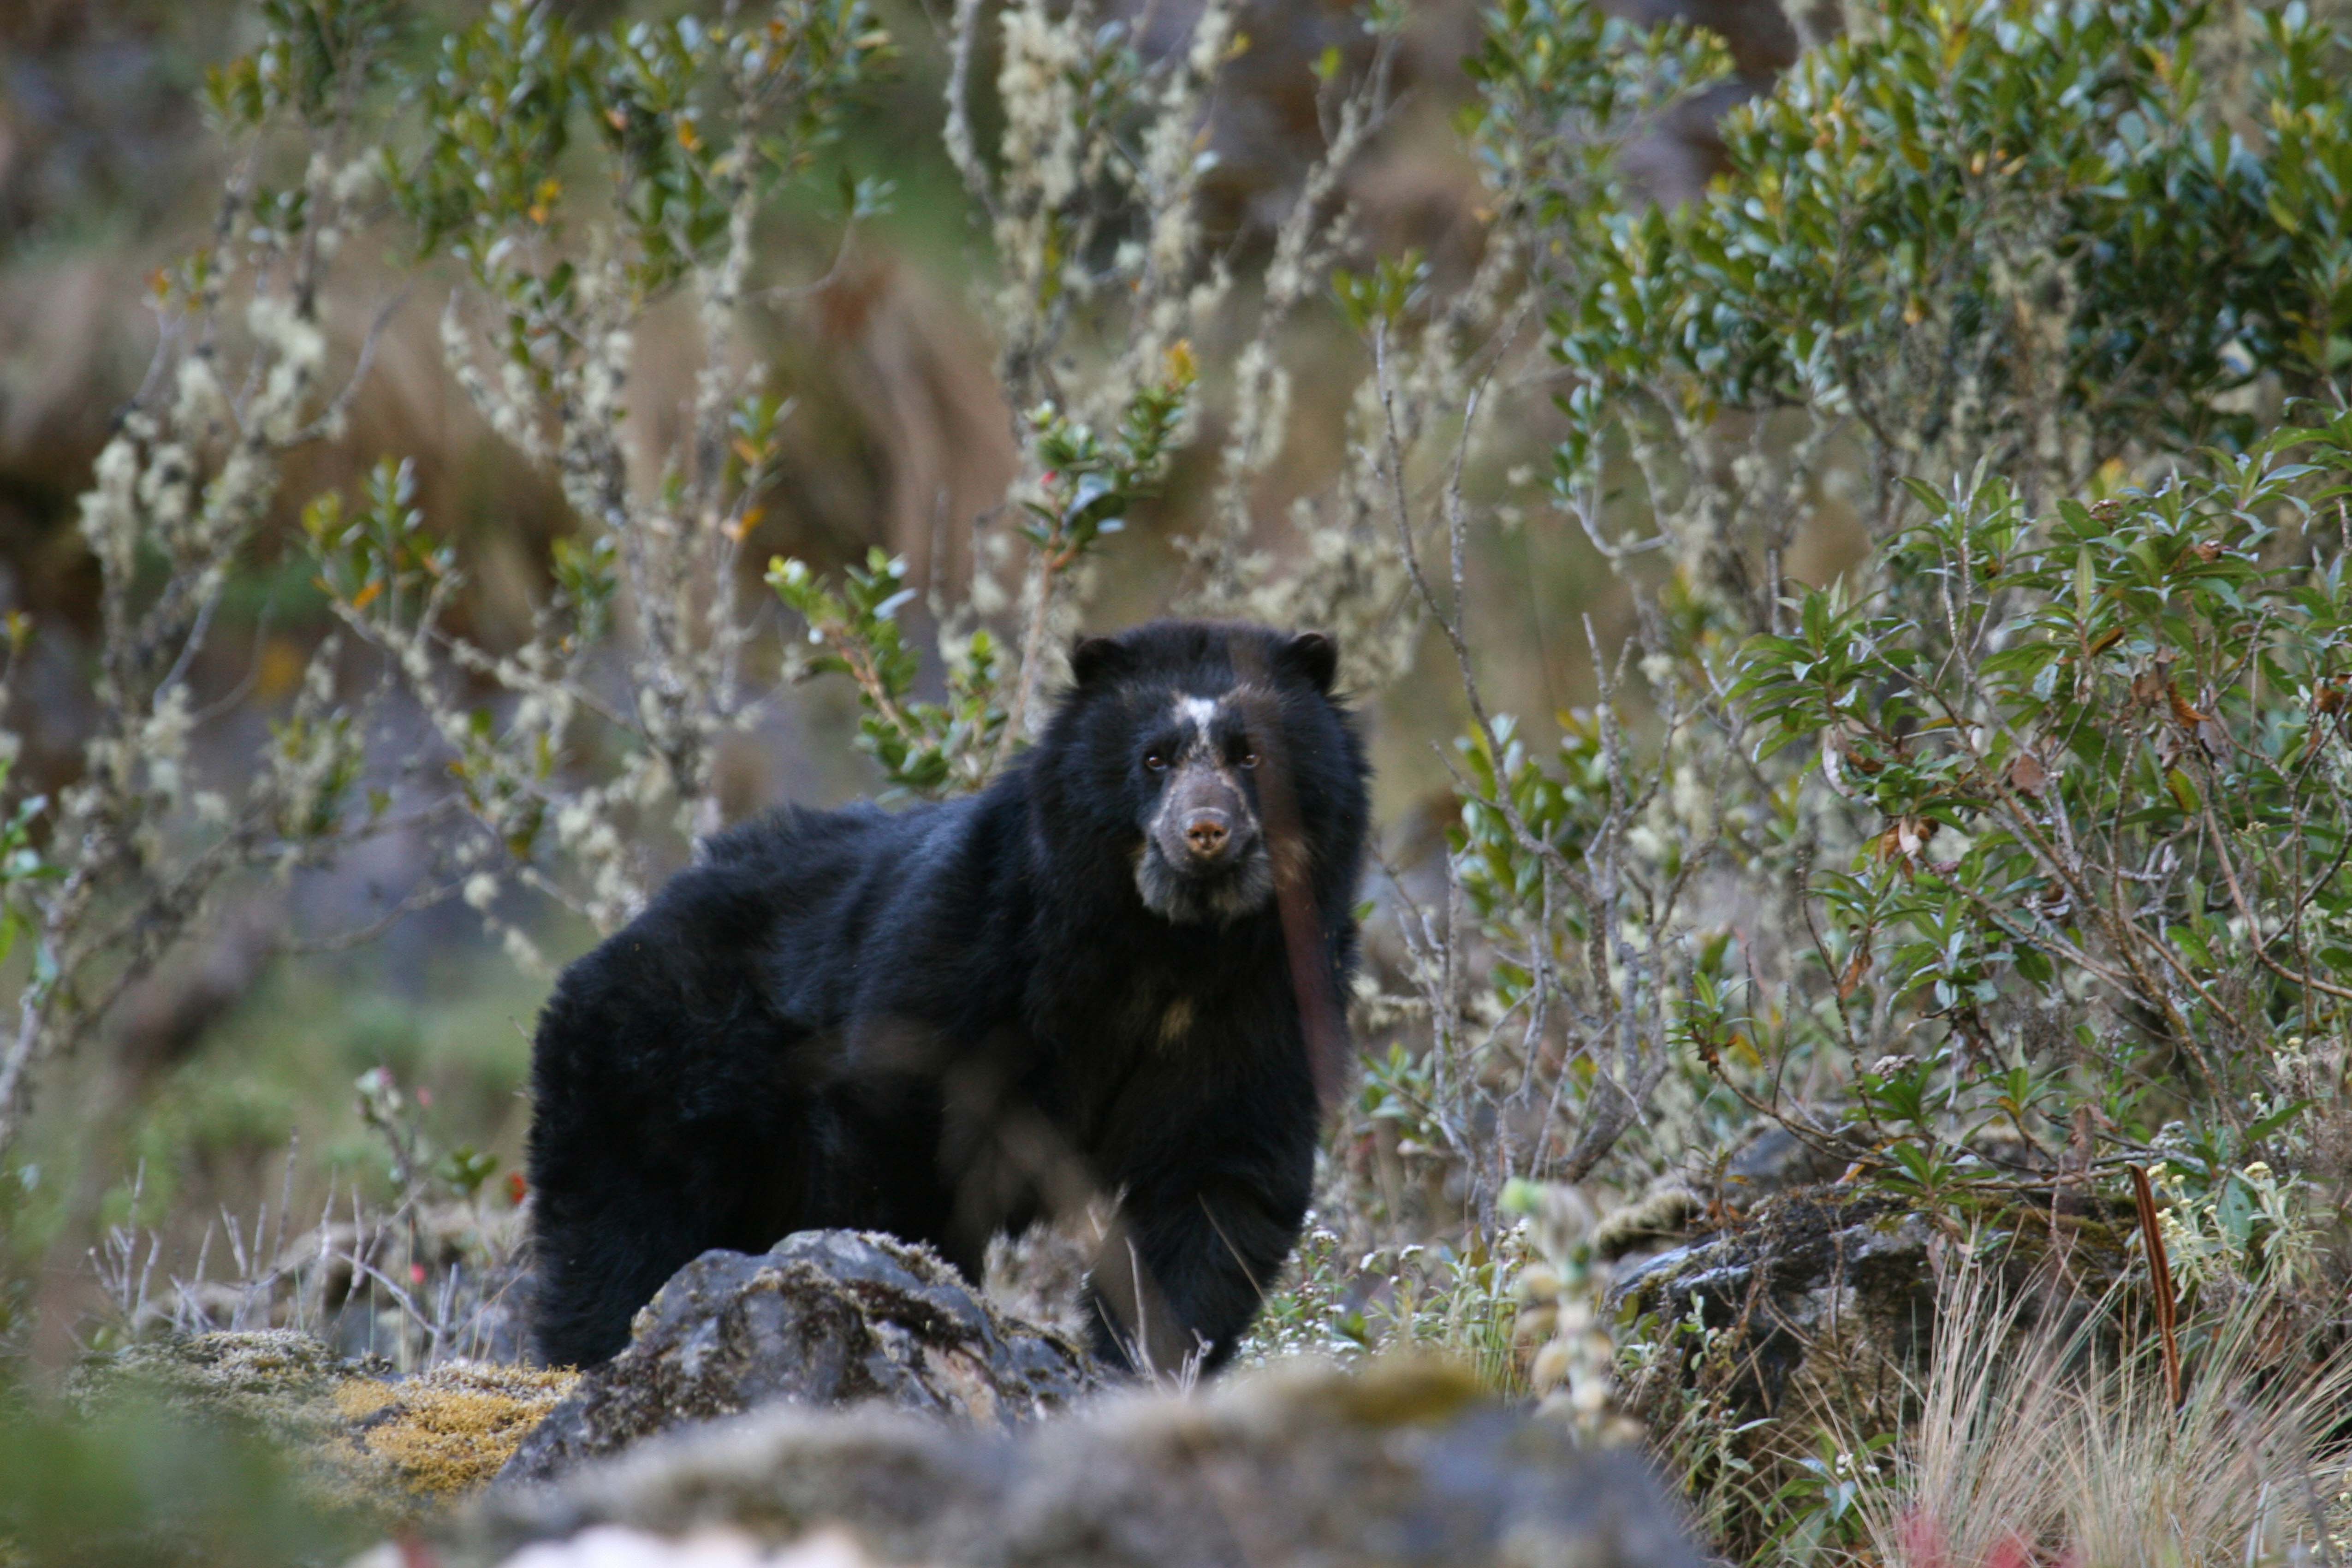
{"left": 1606, "top": 1183, "right": 2138, "bottom": 1437}
{"left": 1592, "top": 1115, "right": 1871, "bottom": 1268}
{"left": 1608, "top": 1189, "right": 1934, "bottom": 1431}
{"left": 1720, "top": 1117, "right": 1865, "bottom": 1197}
{"left": 67, "top": 1329, "right": 394, "bottom": 1450}
{"left": 69, "top": 1231, "right": 1094, "bottom": 1511}
{"left": 1592, "top": 1185, "right": 1705, "bottom": 1263}
{"left": 343, "top": 1524, "right": 890, "bottom": 1568}
{"left": 503, "top": 1231, "right": 1099, "bottom": 1485}
{"left": 454, "top": 1358, "right": 1705, "bottom": 1568}
{"left": 67, "top": 1330, "right": 578, "bottom": 1512}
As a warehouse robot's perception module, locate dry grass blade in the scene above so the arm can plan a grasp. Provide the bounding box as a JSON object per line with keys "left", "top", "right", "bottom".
{"left": 1852, "top": 1259, "right": 2352, "bottom": 1568}
{"left": 2127, "top": 1162, "right": 2181, "bottom": 1412}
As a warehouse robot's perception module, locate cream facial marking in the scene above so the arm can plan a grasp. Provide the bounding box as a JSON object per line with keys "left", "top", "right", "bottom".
{"left": 1176, "top": 695, "right": 1219, "bottom": 754}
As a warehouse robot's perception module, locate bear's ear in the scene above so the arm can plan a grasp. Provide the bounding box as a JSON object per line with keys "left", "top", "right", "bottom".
{"left": 1069, "top": 634, "right": 1135, "bottom": 688}
{"left": 1276, "top": 631, "right": 1338, "bottom": 694}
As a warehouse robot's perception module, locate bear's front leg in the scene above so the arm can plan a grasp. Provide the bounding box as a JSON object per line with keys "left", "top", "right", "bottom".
{"left": 1083, "top": 1169, "right": 1306, "bottom": 1374}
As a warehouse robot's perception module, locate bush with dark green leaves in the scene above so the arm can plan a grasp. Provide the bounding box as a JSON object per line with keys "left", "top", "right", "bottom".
{"left": 1433, "top": 0, "right": 2352, "bottom": 1218}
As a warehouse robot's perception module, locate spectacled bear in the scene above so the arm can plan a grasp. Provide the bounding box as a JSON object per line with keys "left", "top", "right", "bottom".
{"left": 525, "top": 621, "right": 1369, "bottom": 1372}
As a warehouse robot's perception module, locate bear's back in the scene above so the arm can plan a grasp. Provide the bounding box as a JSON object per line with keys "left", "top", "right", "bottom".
{"left": 692, "top": 795, "right": 1028, "bottom": 1036}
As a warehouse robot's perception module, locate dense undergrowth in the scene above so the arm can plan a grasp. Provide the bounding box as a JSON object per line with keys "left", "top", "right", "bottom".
{"left": 5, "top": 0, "right": 2352, "bottom": 1562}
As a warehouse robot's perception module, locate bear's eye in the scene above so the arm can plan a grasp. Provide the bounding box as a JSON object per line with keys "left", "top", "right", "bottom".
{"left": 1238, "top": 750, "right": 1260, "bottom": 769}
{"left": 1144, "top": 751, "right": 1168, "bottom": 773}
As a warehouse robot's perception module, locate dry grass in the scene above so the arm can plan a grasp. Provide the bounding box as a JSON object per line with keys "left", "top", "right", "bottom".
{"left": 1850, "top": 1261, "right": 2352, "bottom": 1568}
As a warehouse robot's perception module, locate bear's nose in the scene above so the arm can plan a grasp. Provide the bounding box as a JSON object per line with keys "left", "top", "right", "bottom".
{"left": 1183, "top": 810, "right": 1230, "bottom": 860}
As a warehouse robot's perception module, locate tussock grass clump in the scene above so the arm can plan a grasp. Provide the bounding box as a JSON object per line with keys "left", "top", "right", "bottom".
{"left": 1849, "top": 1262, "right": 2352, "bottom": 1568}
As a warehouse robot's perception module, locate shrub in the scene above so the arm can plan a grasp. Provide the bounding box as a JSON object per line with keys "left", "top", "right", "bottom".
{"left": 5, "top": 0, "right": 2352, "bottom": 1558}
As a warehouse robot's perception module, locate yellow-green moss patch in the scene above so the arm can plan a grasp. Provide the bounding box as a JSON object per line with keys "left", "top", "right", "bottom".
{"left": 340, "top": 1361, "right": 580, "bottom": 1500}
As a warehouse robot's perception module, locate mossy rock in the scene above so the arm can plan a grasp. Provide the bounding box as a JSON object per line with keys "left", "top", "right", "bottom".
{"left": 503, "top": 1230, "right": 1099, "bottom": 1486}
{"left": 71, "top": 1330, "right": 576, "bottom": 1514}
{"left": 1608, "top": 1183, "right": 2141, "bottom": 1461}
{"left": 449, "top": 1357, "right": 1703, "bottom": 1568}
{"left": 334, "top": 1361, "right": 579, "bottom": 1503}
{"left": 69, "top": 1329, "right": 391, "bottom": 1448}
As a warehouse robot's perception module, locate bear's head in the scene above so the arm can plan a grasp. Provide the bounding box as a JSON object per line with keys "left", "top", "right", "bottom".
{"left": 1033, "top": 621, "right": 1368, "bottom": 928}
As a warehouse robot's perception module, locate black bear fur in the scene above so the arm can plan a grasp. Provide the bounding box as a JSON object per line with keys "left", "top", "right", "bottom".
{"left": 525, "top": 621, "right": 1369, "bottom": 1371}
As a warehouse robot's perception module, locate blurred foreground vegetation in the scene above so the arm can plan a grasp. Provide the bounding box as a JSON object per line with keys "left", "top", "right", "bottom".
{"left": 4, "top": 0, "right": 2352, "bottom": 1561}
